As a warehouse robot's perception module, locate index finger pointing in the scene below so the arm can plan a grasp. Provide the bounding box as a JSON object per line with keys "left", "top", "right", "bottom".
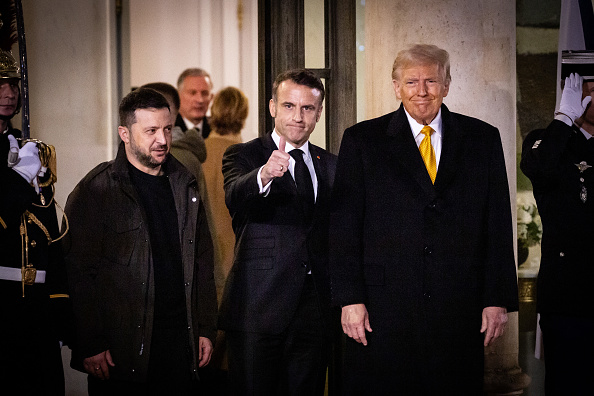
{"left": 278, "top": 136, "right": 286, "bottom": 153}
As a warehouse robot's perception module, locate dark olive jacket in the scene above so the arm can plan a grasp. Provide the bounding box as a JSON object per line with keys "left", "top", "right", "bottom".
{"left": 63, "top": 143, "right": 217, "bottom": 382}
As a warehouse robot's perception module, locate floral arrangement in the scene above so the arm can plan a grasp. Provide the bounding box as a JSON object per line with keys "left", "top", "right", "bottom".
{"left": 517, "top": 191, "right": 542, "bottom": 264}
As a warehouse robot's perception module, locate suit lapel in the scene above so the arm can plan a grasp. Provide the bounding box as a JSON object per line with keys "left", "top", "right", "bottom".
{"left": 309, "top": 144, "right": 329, "bottom": 205}
{"left": 434, "top": 105, "right": 463, "bottom": 193}
{"left": 387, "top": 106, "right": 436, "bottom": 198}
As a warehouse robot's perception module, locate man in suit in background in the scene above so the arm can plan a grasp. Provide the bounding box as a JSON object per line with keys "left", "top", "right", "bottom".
{"left": 329, "top": 44, "right": 519, "bottom": 395}
{"left": 176, "top": 68, "right": 213, "bottom": 139}
{"left": 220, "top": 69, "right": 337, "bottom": 395}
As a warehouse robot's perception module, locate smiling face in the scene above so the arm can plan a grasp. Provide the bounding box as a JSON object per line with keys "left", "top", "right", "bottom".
{"left": 118, "top": 107, "right": 172, "bottom": 175}
{"left": 392, "top": 63, "right": 449, "bottom": 125}
{"left": 269, "top": 80, "right": 323, "bottom": 147}
{"left": 178, "top": 75, "right": 213, "bottom": 124}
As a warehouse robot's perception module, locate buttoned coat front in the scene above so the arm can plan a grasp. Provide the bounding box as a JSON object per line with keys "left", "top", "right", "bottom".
{"left": 329, "top": 104, "right": 519, "bottom": 395}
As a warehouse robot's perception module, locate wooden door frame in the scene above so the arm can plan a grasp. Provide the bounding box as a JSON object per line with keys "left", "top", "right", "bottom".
{"left": 258, "top": 0, "right": 356, "bottom": 155}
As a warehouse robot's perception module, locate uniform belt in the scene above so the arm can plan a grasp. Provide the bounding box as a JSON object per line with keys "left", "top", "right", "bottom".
{"left": 0, "top": 266, "right": 46, "bottom": 283}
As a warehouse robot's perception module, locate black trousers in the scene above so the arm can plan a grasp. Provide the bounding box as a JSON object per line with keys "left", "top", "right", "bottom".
{"left": 0, "top": 281, "right": 65, "bottom": 396}
{"left": 226, "top": 275, "right": 330, "bottom": 396}
{"left": 539, "top": 313, "right": 594, "bottom": 396}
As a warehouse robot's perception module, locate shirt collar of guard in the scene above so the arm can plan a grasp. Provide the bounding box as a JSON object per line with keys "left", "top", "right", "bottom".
{"left": 271, "top": 129, "right": 311, "bottom": 159}
{"left": 403, "top": 107, "right": 443, "bottom": 141}
{"left": 579, "top": 126, "right": 593, "bottom": 140}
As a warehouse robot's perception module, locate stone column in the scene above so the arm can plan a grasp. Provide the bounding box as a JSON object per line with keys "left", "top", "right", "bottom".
{"left": 484, "top": 313, "right": 531, "bottom": 395}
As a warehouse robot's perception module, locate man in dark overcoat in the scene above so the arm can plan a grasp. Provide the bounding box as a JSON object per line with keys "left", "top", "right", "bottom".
{"left": 329, "top": 44, "right": 519, "bottom": 395}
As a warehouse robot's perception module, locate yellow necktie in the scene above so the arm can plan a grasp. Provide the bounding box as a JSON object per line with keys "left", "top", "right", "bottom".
{"left": 419, "top": 125, "right": 437, "bottom": 183}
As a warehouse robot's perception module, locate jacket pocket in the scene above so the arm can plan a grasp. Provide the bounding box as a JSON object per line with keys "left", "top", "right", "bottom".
{"left": 102, "top": 216, "right": 142, "bottom": 266}
{"left": 236, "top": 236, "right": 275, "bottom": 270}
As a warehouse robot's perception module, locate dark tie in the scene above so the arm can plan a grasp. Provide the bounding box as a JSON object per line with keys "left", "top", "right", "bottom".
{"left": 289, "top": 149, "right": 315, "bottom": 221}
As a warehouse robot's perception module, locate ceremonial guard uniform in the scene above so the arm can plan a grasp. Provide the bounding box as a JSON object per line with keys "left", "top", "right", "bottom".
{"left": 0, "top": 128, "right": 71, "bottom": 396}
{"left": 521, "top": 69, "right": 594, "bottom": 394}
{"left": 521, "top": 119, "right": 594, "bottom": 317}
{"left": 0, "top": 4, "right": 72, "bottom": 393}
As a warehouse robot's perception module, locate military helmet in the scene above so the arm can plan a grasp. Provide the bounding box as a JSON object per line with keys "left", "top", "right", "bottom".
{"left": 0, "top": 49, "right": 19, "bottom": 79}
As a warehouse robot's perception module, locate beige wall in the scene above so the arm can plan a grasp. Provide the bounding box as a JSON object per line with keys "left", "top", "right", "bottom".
{"left": 129, "top": 0, "right": 259, "bottom": 143}
{"left": 20, "top": 0, "right": 118, "bottom": 215}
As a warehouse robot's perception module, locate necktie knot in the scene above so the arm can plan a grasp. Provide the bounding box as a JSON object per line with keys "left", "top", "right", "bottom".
{"left": 290, "top": 149, "right": 305, "bottom": 162}
{"left": 421, "top": 125, "right": 434, "bottom": 137}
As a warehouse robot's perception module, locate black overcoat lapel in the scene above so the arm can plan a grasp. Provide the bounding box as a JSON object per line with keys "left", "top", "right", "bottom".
{"left": 434, "top": 105, "right": 463, "bottom": 193}
{"left": 309, "top": 143, "right": 329, "bottom": 212}
{"left": 386, "top": 106, "right": 436, "bottom": 199}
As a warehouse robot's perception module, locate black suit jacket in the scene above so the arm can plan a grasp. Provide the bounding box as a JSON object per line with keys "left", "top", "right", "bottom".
{"left": 175, "top": 113, "right": 211, "bottom": 139}
{"left": 218, "top": 133, "right": 337, "bottom": 335}
{"left": 521, "top": 120, "right": 594, "bottom": 317}
{"left": 329, "top": 104, "right": 519, "bottom": 394}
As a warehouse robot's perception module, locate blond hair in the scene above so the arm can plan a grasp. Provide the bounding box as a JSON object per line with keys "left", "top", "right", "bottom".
{"left": 210, "top": 87, "right": 248, "bottom": 135}
{"left": 392, "top": 44, "right": 451, "bottom": 84}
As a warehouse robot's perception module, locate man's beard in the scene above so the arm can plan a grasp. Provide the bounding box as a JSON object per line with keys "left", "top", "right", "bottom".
{"left": 130, "top": 136, "right": 167, "bottom": 169}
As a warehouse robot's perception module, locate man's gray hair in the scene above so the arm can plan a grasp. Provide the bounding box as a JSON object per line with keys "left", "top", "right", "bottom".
{"left": 177, "top": 68, "right": 213, "bottom": 89}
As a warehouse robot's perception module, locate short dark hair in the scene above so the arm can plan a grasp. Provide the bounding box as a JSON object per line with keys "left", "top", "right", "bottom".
{"left": 140, "top": 82, "right": 180, "bottom": 112}
{"left": 272, "top": 69, "right": 325, "bottom": 104}
{"left": 119, "top": 88, "right": 170, "bottom": 129}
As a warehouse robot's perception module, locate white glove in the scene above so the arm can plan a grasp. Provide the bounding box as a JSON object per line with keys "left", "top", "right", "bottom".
{"left": 556, "top": 72, "right": 592, "bottom": 125}
{"left": 7, "top": 134, "right": 19, "bottom": 166}
{"left": 10, "top": 137, "right": 42, "bottom": 188}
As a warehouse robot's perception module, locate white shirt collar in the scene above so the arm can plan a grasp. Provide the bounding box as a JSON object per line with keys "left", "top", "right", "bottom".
{"left": 404, "top": 107, "right": 443, "bottom": 140}
{"left": 580, "top": 126, "right": 593, "bottom": 140}
{"left": 182, "top": 116, "right": 203, "bottom": 133}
